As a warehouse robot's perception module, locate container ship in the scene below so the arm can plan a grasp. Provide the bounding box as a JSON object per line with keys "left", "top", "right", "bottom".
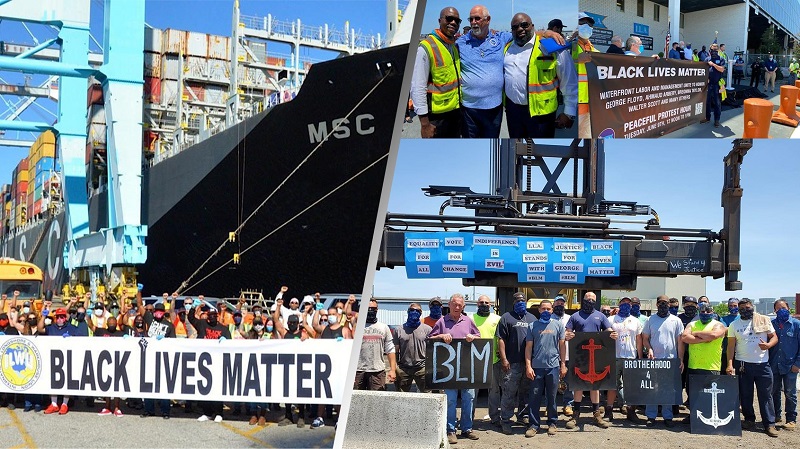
{"left": 0, "top": 19, "right": 410, "bottom": 298}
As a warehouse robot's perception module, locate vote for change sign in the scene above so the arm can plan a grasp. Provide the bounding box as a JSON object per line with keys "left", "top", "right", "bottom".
{"left": 620, "top": 358, "right": 681, "bottom": 405}
{"left": 0, "top": 336, "right": 350, "bottom": 404}
{"left": 567, "top": 332, "right": 616, "bottom": 391}
{"left": 425, "top": 339, "right": 493, "bottom": 390}
{"left": 688, "top": 374, "right": 741, "bottom": 436}
{"left": 586, "top": 53, "right": 709, "bottom": 138}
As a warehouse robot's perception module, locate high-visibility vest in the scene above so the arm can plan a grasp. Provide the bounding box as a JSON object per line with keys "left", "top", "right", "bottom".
{"left": 790, "top": 62, "right": 799, "bottom": 74}
{"left": 572, "top": 40, "right": 596, "bottom": 104}
{"left": 419, "top": 33, "right": 461, "bottom": 114}
{"left": 504, "top": 35, "right": 558, "bottom": 117}
{"left": 692, "top": 54, "right": 699, "bottom": 62}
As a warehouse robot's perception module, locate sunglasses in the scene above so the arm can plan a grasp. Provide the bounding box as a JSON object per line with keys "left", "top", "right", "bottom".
{"left": 468, "top": 16, "right": 484, "bottom": 23}
{"left": 511, "top": 22, "right": 530, "bottom": 31}
{"left": 407, "top": 308, "right": 422, "bottom": 313}
{"left": 441, "top": 15, "right": 462, "bottom": 25}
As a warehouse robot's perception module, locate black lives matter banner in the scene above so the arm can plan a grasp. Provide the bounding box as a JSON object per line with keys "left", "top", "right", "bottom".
{"left": 425, "top": 339, "right": 493, "bottom": 390}
{"left": 621, "top": 358, "right": 681, "bottom": 405}
{"left": 688, "top": 374, "right": 741, "bottom": 436}
{"left": 586, "top": 53, "right": 709, "bottom": 138}
{"left": 567, "top": 332, "right": 616, "bottom": 391}
{"left": 0, "top": 336, "right": 349, "bottom": 404}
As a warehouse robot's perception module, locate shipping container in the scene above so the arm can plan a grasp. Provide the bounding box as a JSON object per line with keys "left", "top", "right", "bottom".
{"left": 33, "top": 199, "right": 42, "bottom": 216}
{"left": 144, "top": 76, "right": 162, "bottom": 104}
{"left": 186, "top": 32, "right": 207, "bottom": 57}
{"left": 185, "top": 56, "right": 208, "bottom": 79}
{"left": 87, "top": 83, "right": 103, "bottom": 106}
{"left": 36, "top": 158, "right": 55, "bottom": 173}
{"left": 144, "top": 27, "right": 162, "bottom": 53}
{"left": 88, "top": 103, "right": 106, "bottom": 124}
{"left": 15, "top": 159, "right": 29, "bottom": 174}
{"left": 266, "top": 56, "right": 286, "bottom": 67}
{"left": 207, "top": 35, "right": 229, "bottom": 60}
{"left": 143, "top": 130, "right": 158, "bottom": 154}
{"left": 249, "top": 42, "right": 266, "bottom": 62}
{"left": 206, "top": 59, "right": 229, "bottom": 83}
{"left": 205, "top": 85, "right": 227, "bottom": 104}
{"left": 184, "top": 82, "right": 205, "bottom": 102}
{"left": 144, "top": 52, "right": 162, "bottom": 78}
{"left": 34, "top": 185, "right": 42, "bottom": 200}
{"left": 162, "top": 29, "right": 187, "bottom": 55}
{"left": 161, "top": 54, "right": 181, "bottom": 80}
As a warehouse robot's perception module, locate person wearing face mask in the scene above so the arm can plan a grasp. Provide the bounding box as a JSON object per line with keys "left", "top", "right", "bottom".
{"left": 354, "top": 298, "right": 396, "bottom": 390}
{"left": 641, "top": 295, "right": 685, "bottom": 427}
{"left": 719, "top": 297, "right": 740, "bottom": 375}
{"left": 503, "top": 13, "right": 577, "bottom": 138}
{"left": 0, "top": 312, "right": 20, "bottom": 335}
{"left": 472, "top": 294, "right": 502, "bottom": 426}
{"left": 497, "top": 292, "right": 536, "bottom": 434}
{"left": 393, "top": 303, "right": 433, "bottom": 394}
{"left": 769, "top": 299, "right": 799, "bottom": 431}
{"left": 763, "top": 53, "right": 778, "bottom": 93}
{"left": 93, "top": 316, "right": 126, "bottom": 417}
{"left": 668, "top": 297, "right": 680, "bottom": 316}
{"left": 564, "top": 291, "right": 617, "bottom": 430}
{"left": 696, "top": 296, "right": 719, "bottom": 322}
{"left": 87, "top": 303, "right": 111, "bottom": 335}
{"left": 552, "top": 295, "right": 574, "bottom": 417}
{"left": 604, "top": 297, "right": 644, "bottom": 424}
{"left": 37, "top": 307, "right": 85, "bottom": 415}
{"left": 188, "top": 306, "right": 231, "bottom": 424}
{"left": 228, "top": 310, "right": 248, "bottom": 339}
{"left": 315, "top": 307, "right": 352, "bottom": 340}
{"left": 680, "top": 303, "right": 727, "bottom": 419}
{"left": 523, "top": 300, "right": 566, "bottom": 437}
{"left": 677, "top": 295, "right": 698, "bottom": 405}
{"left": 699, "top": 43, "right": 725, "bottom": 127}
{"left": 424, "top": 297, "right": 444, "bottom": 327}
{"left": 726, "top": 298, "right": 779, "bottom": 437}
{"left": 573, "top": 12, "right": 599, "bottom": 139}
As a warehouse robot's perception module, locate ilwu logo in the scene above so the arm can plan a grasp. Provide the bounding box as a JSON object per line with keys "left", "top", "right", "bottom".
{"left": 0, "top": 337, "right": 42, "bottom": 391}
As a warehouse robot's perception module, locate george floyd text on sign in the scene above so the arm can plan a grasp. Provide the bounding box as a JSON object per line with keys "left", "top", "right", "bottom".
{"left": 620, "top": 358, "right": 682, "bottom": 405}
{"left": 567, "top": 332, "right": 616, "bottom": 391}
{"left": 0, "top": 336, "right": 349, "bottom": 404}
{"left": 688, "top": 374, "right": 741, "bottom": 436}
{"left": 585, "top": 53, "right": 709, "bottom": 138}
{"left": 425, "top": 338, "right": 493, "bottom": 390}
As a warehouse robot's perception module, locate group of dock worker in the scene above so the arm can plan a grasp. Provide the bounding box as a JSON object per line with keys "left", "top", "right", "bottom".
{"left": 410, "top": 5, "right": 581, "bottom": 139}
{"left": 371, "top": 290, "right": 799, "bottom": 443}
{"left": 0, "top": 286, "right": 357, "bottom": 431}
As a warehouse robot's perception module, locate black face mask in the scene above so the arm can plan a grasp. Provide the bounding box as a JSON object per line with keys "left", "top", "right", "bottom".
{"left": 476, "top": 304, "right": 491, "bottom": 316}
{"left": 107, "top": 325, "right": 117, "bottom": 332}
{"left": 553, "top": 305, "right": 565, "bottom": 317}
{"left": 287, "top": 321, "right": 299, "bottom": 332}
{"left": 135, "top": 321, "right": 144, "bottom": 329}
{"left": 601, "top": 309, "right": 611, "bottom": 317}
{"left": 366, "top": 307, "right": 378, "bottom": 324}
{"left": 656, "top": 303, "right": 670, "bottom": 318}
{"left": 739, "top": 308, "right": 754, "bottom": 320}
{"left": 207, "top": 317, "right": 218, "bottom": 326}
{"left": 581, "top": 300, "right": 595, "bottom": 314}
{"left": 76, "top": 312, "right": 86, "bottom": 322}
{"left": 683, "top": 306, "right": 697, "bottom": 318}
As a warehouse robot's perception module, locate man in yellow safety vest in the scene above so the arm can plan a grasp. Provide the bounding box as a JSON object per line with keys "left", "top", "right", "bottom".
{"left": 573, "top": 12, "right": 598, "bottom": 139}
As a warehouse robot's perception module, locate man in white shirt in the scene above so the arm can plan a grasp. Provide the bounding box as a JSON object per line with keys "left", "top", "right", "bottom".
{"left": 605, "top": 297, "right": 644, "bottom": 423}
{"left": 503, "top": 13, "right": 576, "bottom": 138}
{"left": 726, "top": 298, "right": 779, "bottom": 437}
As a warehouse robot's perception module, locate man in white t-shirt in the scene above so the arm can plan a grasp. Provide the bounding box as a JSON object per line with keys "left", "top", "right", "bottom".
{"left": 726, "top": 298, "right": 779, "bottom": 437}
{"left": 606, "top": 297, "right": 644, "bottom": 423}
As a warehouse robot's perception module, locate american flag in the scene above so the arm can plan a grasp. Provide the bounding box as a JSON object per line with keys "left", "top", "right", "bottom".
{"left": 664, "top": 22, "right": 670, "bottom": 56}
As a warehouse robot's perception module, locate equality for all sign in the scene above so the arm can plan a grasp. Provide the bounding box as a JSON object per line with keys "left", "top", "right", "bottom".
{"left": 0, "top": 336, "right": 350, "bottom": 404}
{"left": 566, "top": 332, "right": 616, "bottom": 391}
{"left": 585, "top": 53, "right": 709, "bottom": 138}
{"left": 404, "top": 232, "right": 619, "bottom": 285}
{"left": 620, "top": 358, "right": 682, "bottom": 405}
{"left": 425, "top": 339, "right": 493, "bottom": 390}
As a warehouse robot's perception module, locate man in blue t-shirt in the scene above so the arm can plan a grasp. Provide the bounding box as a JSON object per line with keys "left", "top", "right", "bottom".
{"left": 770, "top": 299, "right": 800, "bottom": 430}
{"left": 497, "top": 292, "right": 537, "bottom": 434}
{"left": 564, "top": 292, "right": 616, "bottom": 429}
{"left": 763, "top": 54, "right": 778, "bottom": 93}
{"left": 524, "top": 300, "right": 566, "bottom": 437}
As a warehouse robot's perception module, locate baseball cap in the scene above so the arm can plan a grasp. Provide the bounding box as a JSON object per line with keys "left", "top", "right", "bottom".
{"left": 54, "top": 307, "right": 68, "bottom": 316}
{"left": 727, "top": 297, "right": 739, "bottom": 304}
{"left": 578, "top": 12, "right": 595, "bottom": 25}
{"left": 682, "top": 296, "right": 698, "bottom": 305}
{"left": 513, "top": 292, "right": 526, "bottom": 302}
{"left": 22, "top": 301, "right": 30, "bottom": 307}
{"left": 287, "top": 314, "right": 300, "bottom": 323}
{"left": 554, "top": 294, "right": 566, "bottom": 302}
{"left": 429, "top": 297, "right": 442, "bottom": 307}
{"left": 154, "top": 303, "right": 166, "bottom": 311}
{"left": 619, "top": 297, "right": 631, "bottom": 304}
{"left": 548, "top": 19, "right": 564, "bottom": 30}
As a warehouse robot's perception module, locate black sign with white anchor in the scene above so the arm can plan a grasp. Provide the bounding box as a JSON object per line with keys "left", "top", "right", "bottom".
{"left": 688, "top": 374, "right": 741, "bottom": 436}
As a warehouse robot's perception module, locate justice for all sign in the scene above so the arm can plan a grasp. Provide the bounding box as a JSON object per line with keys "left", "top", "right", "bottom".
{"left": 688, "top": 374, "right": 741, "bottom": 436}
{"left": 425, "top": 338, "right": 493, "bottom": 390}
{"left": 620, "top": 358, "right": 682, "bottom": 405}
{"left": 566, "top": 332, "right": 616, "bottom": 391}
{"left": 0, "top": 336, "right": 350, "bottom": 404}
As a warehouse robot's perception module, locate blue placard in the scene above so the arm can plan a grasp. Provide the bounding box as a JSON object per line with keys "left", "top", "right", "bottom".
{"left": 404, "top": 232, "right": 620, "bottom": 284}
{"left": 633, "top": 23, "right": 649, "bottom": 36}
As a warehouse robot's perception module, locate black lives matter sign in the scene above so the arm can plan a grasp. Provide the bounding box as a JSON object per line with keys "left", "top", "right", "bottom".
{"left": 621, "top": 358, "right": 681, "bottom": 405}
{"left": 586, "top": 53, "right": 709, "bottom": 138}
{"left": 689, "top": 374, "right": 741, "bottom": 436}
{"left": 567, "top": 332, "right": 616, "bottom": 391}
{"left": 425, "top": 339, "right": 493, "bottom": 390}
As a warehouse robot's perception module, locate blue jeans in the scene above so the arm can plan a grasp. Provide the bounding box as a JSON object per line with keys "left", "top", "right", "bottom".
{"left": 460, "top": 105, "right": 503, "bottom": 138}
{"left": 705, "top": 83, "right": 721, "bottom": 121}
{"left": 528, "top": 367, "right": 559, "bottom": 429}
{"left": 739, "top": 362, "right": 775, "bottom": 425}
{"left": 562, "top": 375, "right": 574, "bottom": 407}
{"left": 144, "top": 398, "right": 170, "bottom": 415}
{"left": 772, "top": 370, "right": 798, "bottom": 423}
{"left": 505, "top": 101, "right": 557, "bottom": 138}
{"left": 445, "top": 388, "right": 475, "bottom": 434}
{"left": 645, "top": 404, "right": 674, "bottom": 420}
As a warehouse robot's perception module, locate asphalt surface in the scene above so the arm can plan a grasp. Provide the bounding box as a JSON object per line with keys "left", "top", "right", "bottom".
{"left": 0, "top": 399, "right": 335, "bottom": 448}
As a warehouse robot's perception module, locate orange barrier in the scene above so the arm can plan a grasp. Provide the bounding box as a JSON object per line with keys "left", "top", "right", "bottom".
{"left": 771, "top": 85, "right": 800, "bottom": 127}
{"left": 796, "top": 81, "right": 800, "bottom": 106}
{"left": 743, "top": 98, "right": 773, "bottom": 138}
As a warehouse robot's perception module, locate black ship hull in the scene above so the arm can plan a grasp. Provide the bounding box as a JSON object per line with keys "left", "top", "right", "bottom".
{"left": 3, "top": 44, "right": 409, "bottom": 298}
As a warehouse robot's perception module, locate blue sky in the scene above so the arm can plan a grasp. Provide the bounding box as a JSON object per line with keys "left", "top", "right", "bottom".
{"left": 374, "top": 138, "right": 800, "bottom": 304}
{"left": 421, "top": 0, "right": 577, "bottom": 34}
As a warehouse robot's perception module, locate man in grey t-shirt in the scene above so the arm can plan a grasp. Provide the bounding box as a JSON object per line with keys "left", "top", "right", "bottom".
{"left": 524, "top": 300, "right": 566, "bottom": 437}
{"left": 641, "top": 295, "right": 685, "bottom": 427}
{"left": 393, "top": 302, "right": 432, "bottom": 392}
{"left": 355, "top": 298, "right": 396, "bottom": 391}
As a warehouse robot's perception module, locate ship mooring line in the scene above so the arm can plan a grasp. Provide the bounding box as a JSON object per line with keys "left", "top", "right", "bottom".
{"left": 175, "top": 68, "right": 392, "bottom": 295}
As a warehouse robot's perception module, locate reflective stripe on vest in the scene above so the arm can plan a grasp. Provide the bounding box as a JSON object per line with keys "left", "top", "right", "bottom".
{"left": 419, "top": 34, "right": 460, "bottom": 114}
{"left": 504, "top": 36, "right": 558, "bottom": 116}
{"left": 572, "top": 40, "right": 596, "bottom": 104}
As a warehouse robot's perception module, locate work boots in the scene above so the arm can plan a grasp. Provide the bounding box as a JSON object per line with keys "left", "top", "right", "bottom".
{"left": 593, "top": 408, "right": 610, "bottom": 428}
{"left": 565, "top": 405, "right": 580, "bottom": 429}
{"left": 626, "top": 406, "right": 644, "bottom": 424}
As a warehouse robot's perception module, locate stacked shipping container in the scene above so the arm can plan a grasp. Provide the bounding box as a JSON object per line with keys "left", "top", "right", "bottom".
{"left": 0, "top": 131, "right": 58, "bottom": 230}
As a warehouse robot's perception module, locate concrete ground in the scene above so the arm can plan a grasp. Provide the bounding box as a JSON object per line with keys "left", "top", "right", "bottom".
{"left": 0, "top": 399, "right": 335, "bottom": 448}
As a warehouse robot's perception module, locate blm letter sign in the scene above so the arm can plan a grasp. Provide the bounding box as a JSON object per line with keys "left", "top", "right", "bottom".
{"left": 688, "top": 374, "right": 741, "bottom": 436}
{"left": 425, "top": 339, "right": 493, "bottom": 390}
{"left": 567, "top": 332, "right": 616, "bottom": 391}
{"left": 586, "top": 53, "right": 708, "bottom": 138}
{"left": 621, "top": 358, "right": 681, "bottom": 405}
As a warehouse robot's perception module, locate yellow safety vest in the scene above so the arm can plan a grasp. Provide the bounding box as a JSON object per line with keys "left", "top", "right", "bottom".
{"left": 790, "top": 62, "right": 799, "bottom": 74}
{"left": 419, "top": 33, "right": 461, "bottom": 114}
{"left": 504, "top": 36, "right": 558, "bottom": 117}
{"left": 572, "top": 40, "right": 596, "bottom": 104}
{"left": 692, "top": 54, "right": 699, "bottom": 62}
